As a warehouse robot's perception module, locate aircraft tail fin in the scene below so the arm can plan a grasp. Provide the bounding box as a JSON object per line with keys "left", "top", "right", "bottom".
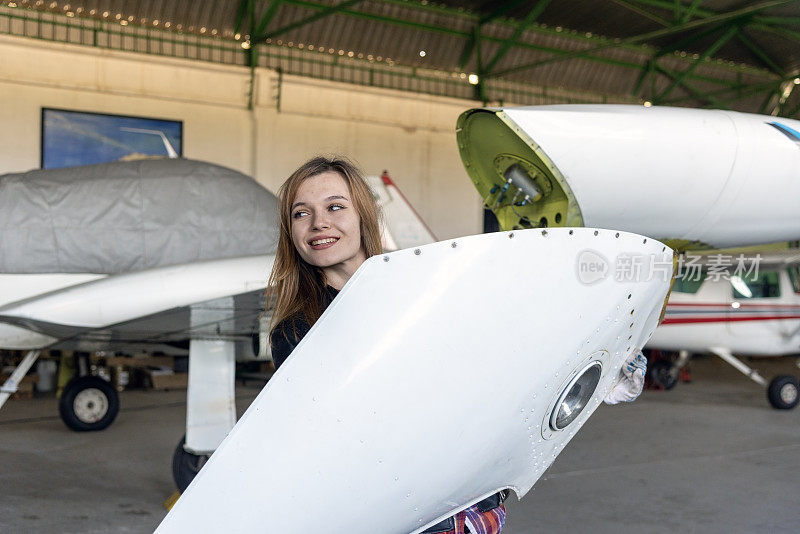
{"left": 368, "top": 171, "right": 437, "bottom": 252}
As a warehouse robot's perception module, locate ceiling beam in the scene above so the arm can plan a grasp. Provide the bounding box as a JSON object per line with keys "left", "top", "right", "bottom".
{"left": 736, "top": 30, "right": 786, "bottom": 77}
{"left": 255, "top": 0, "right": 364, "bottom": 43}
{"left": 254, "top": 0, "right": 286, "bottom": 38}
{"left": 653, "top": 24, "right": 739, "bottom": 103}
{"left": 276, "top": 0, "right": 773, "bottom": 80}
{"left": 654, "top": 64, "right": 730, "bottom": 109}
{"left": 234, "top": 0, "right": 249, "bottom": 35}
{"left": 610, "top": 0, "right": 671, "bottom": 26}
{"left": 492, "top": 0, "right": 792, "bottom": 77}
{"left": 483, "top": 0, "right": 551, "bottom": 76}
{"left": 661, "top": 76, "right": 787, "bottom": 104}
{"left": 678, "top": 0, "right": 704, "bottom": 24}
{"left": 458, "top": 0, "right": 528, "bottom": 71}
{"left": 628, "top": 0, "right": 800, "bottom": 31}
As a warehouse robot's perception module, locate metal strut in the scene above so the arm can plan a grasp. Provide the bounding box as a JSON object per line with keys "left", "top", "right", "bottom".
{"left": 709, "top": 347, "right": 768, "bottom": 387}
{"left": 0, "top": 350, "right": 42, "bottom": 410}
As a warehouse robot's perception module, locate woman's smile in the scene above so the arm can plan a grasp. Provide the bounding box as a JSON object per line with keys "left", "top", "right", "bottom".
{"left": 308, "top": 236, "right": 340, "bottom": 249}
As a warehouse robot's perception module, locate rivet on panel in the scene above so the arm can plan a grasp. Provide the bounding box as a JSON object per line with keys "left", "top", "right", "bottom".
{"left": 615, "top": 232, "right": 619, "bottom": 238}
{"left": 594, "top": 230, "right": 599, "bottom": 236}
{"left": 541, "top": 230, "right": 548, "bottom": 236}
{"left": 451, "top": 241, "right": 457, "bottom": 248}
{"left": 569, "top": 230, "right": 574, "bottom": 235}
{"left": 383, "top": 256, "right": 389, "bottom": 262}
{"left": 509, "top": 232, "right": 515, "bottom": 239}
{"left": 414, "top": 249, "right": 421, "bottom": 255}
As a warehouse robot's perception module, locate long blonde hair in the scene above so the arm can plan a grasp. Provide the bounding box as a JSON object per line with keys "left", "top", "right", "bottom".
{"left": 267, "top": 156, "right": 382, "bottom": 333}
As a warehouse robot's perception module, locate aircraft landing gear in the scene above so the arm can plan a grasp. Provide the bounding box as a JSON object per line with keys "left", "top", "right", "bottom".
{"left": 710, "top": 348, "right": 798, "bottom": 410}
{"left": 648, "top": 360, "right": 678, "bottom": 390}
{"left": 172, "top": 435, "right": 210, "bottom": 492}
{"left": 646, "top": 350, "right": 689, "bottom": 390}
{"left": 767, "top": 375, "right": 799, "bottom": 410}
{"left": 58, "top": 375, "right": 120, "bottom": 431}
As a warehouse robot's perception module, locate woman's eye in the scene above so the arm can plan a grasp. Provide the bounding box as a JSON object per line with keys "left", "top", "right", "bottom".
{"left": 292, "top": 210, "right": 308, "bottom": 219}
{"left": 329, "top": 204, "right": 345, "bottom": 211}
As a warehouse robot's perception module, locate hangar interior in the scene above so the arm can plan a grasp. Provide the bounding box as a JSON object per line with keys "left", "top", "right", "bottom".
{"left": 1, "top": 1, "right": 800, "bottom": 533}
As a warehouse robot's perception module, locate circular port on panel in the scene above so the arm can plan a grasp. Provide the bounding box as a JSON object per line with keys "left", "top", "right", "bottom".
{"left": 550, "top": 362, "right": 602, "bottom": 430}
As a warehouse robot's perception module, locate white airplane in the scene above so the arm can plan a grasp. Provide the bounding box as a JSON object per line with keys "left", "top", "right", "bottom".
{"left": 0, "top": 157, "right": 437, "bottom": 491}
{"left": 456, "top": 104, "right": 800, "bottom": 410}
{"left": 647, "top": 251, "right": 800, "bottom": 409}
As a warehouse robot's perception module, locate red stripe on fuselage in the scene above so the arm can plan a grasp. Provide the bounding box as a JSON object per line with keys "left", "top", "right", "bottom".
{"left": 667, "top": 302, "right": 800, "bottom": 309}
{"left": 661, "top": 314, "right": 800, "bottom": 325}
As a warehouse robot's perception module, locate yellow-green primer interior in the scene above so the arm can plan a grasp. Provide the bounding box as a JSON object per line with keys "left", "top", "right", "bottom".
{"left": 456, "top": 109, "right": 583, "bottom": 231}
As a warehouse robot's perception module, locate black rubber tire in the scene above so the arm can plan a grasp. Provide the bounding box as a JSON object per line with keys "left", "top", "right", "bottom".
{"left": 767, "top": 375, "right": 799, "bottom": 410}
{"left": 172, "top": 435, "right": 210, "bottom": 492}
{"left": 648, "top": 359, "right": 678, "bottom": 390}
{"left": 58, "top": 376, "right": 120, "bottom": 431}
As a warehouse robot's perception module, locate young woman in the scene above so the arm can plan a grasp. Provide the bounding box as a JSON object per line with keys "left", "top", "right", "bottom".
{"left": 267, "top": 155, "right": 508, "bottom": 534}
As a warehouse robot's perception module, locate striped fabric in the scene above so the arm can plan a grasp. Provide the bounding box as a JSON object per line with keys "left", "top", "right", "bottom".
{"left": 447, "top": 504, "right": 506, "bottom": 534}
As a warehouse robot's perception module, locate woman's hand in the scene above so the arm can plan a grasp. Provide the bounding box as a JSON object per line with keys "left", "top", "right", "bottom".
{"left": 603, "top": 350, "right": 647, "bottom": 405}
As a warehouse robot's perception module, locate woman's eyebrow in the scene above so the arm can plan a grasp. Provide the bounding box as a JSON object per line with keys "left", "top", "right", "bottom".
{"left": 291, "top": 195, "right": 348, "bottom": 210}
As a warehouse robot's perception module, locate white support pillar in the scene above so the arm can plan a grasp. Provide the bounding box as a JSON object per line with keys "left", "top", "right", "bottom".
{"left": 185, "top": 297, "right": 237, "bottom": 455}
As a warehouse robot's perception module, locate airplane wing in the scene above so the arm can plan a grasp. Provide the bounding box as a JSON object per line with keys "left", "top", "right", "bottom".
{"left": 0, "top": 158, "right": 279, "bottom": 354}
{"left": 0, "top": 254, "right": 274, "bottom": 352}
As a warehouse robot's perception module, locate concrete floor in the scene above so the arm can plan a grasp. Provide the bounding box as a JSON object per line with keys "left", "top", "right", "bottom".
{"left": 1, "top": 356, "right": 799, "bottom": 533}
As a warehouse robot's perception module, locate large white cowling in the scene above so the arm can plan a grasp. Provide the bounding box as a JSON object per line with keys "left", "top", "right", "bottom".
{"left": 156, "top": 228, "right": 672, "bottom": 533}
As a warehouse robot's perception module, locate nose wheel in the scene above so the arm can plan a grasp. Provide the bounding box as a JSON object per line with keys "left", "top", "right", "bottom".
{"left": 172, "top": 435, "right": 210, "bottom": 492}
{"left": 58, "top": 376, "right": 120, "bottom": 431}
{"left": 767, "top": 375, "right": 799, "bottom": 410}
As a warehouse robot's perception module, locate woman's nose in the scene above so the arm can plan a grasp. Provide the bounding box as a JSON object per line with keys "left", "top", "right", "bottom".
{"left": 311, "top": 212, "right": 331, "bottom": 230}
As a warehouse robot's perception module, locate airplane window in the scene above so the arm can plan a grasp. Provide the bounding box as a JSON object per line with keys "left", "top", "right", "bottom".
{"left": 788, "top": 266, "right": 800, "bottom": 294}
{"left": 731, "top": 271, "right": 781, "bottom": 299}
{"left": 672, "top": 268, "right": 704, "bottom": 293}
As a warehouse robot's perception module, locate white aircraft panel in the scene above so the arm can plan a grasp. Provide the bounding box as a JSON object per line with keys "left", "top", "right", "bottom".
{"left": 157, "top": 228, "right": 672, "bottom": 533}
{"left": 467, "top": 105, "right": 800, "bottom": 248}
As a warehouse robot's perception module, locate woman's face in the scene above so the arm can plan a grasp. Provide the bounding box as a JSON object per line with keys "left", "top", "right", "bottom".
{"left": 290, "top": 171, "right": 367, "bottom": 276}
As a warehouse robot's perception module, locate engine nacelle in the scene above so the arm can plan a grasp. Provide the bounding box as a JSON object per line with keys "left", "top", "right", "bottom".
{"left": 457, "top": 105, "right": 800, "bottom": 250}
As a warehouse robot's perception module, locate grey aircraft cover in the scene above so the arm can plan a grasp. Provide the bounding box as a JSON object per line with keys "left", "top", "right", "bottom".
{"left": 0, "top": 158, "right": 279, "bottom": 274}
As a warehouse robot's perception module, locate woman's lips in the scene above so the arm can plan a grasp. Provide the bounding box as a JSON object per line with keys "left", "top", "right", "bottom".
{"left": 309, "top": 237, "right": 339, "bottom": 250}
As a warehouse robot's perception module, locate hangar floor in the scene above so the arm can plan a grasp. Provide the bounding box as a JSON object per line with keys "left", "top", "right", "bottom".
{"left": 1, "top": 356, "right": 799, "bottom": 534}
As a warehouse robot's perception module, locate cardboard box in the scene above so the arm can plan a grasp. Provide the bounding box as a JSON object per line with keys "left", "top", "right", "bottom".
{"left": 144, "top": 370, "right": 188, "bottom": 390}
